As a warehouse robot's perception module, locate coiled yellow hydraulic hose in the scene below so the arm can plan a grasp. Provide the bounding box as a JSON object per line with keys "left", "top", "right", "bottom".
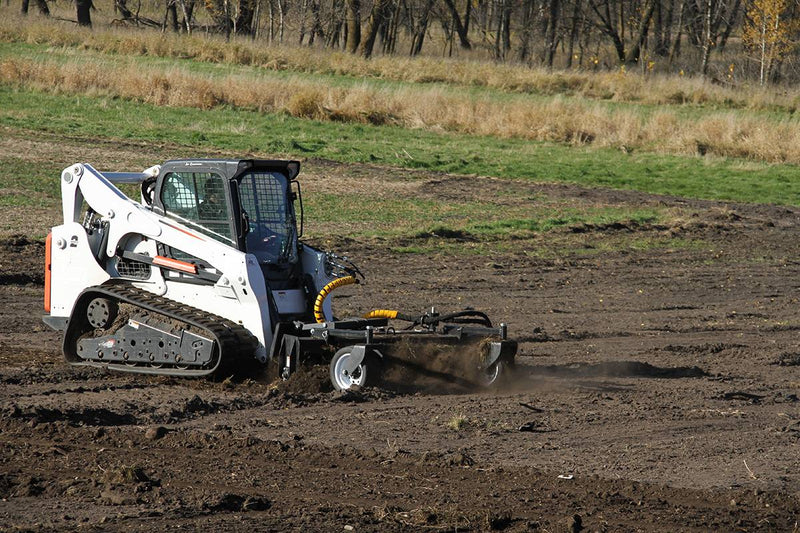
{"left": 313, "top": 276, "right": 357, "bottom": 323}
{"left": 313, "top": 278, "right": 410, "bottom": 324}
{"left": 362, "top": 309, "right": 399, "bottom": 319}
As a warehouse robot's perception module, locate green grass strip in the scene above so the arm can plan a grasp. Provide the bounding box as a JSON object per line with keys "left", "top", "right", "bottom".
{"left": 2, "top": 86, "right": 799, "bottom": 206}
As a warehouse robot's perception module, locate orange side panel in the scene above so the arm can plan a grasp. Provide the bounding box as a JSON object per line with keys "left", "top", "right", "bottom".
{"left": 44, "top": 232, "right": 52, "bottom": 312}
{"left": 153, "top": 255, "right": 198, "bottom": 275}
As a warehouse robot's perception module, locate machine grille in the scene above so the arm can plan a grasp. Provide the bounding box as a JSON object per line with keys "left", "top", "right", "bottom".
{"left": 117, "top": 258, "right": 151, "bottom": 280}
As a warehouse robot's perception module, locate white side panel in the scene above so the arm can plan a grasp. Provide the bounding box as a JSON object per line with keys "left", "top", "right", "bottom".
{"left": 273, "top": 289, "right": 306, "bottom": 315}
{"left": 158, "top": 254, "right": 272, "bottom": 361}
{"left": 49, "top": 223, "right": 111, "bottom": 318}
{"left": 300, "top": 244, "right": 336, "bottom": 321}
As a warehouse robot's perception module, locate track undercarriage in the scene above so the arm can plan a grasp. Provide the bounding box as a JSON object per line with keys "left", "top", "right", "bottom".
{"left": 63, "top": 282, "right": 258, "bottom": 377}
{"left": 63, "top": 282, "right": 516, "bottom": 388}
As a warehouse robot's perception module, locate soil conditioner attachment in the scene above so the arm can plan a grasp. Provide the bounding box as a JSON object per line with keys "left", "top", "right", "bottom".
{"left": 43, "top": 159, "right": 517, "bottom": 390}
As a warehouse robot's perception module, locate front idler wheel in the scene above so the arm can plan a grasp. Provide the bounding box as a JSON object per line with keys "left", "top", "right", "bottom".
{"left": 330, "top": 347, "right": 377, "bottom": 391}
{"left": 86, "top": 297, "right": 118, "bottom": 329}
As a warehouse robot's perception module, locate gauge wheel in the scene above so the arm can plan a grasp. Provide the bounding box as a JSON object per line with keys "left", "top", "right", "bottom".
{"left": 330, "top": 347, "right": 377, "bottom": 391}
{"left": 477, "top": 360, "right": 512, "bottom": 388}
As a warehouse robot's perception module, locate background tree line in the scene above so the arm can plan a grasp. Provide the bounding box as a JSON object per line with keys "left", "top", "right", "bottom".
{"left": 17, "top": 0, "right": 800, "bottom": 83}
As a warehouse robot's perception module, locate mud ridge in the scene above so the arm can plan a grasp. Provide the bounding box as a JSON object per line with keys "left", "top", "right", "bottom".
{"left": 6, "top": 406, "right": 138, "bottom": 426}
{"left": 529, "top": 361, "right": 708, "bottom": 379}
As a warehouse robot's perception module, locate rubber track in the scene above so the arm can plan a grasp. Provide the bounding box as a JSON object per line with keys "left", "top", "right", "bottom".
{"left": 72, "top": 281, "right": 259, "bottom": 377}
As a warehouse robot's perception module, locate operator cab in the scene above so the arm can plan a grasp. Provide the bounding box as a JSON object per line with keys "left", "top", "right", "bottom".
{"left": 152, "top": 159, "right": 303, "bottom": 288}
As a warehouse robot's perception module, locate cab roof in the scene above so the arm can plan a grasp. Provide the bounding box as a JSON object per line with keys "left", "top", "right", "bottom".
{"left": 161, "top": 159, "right": 301, "bottom": 180}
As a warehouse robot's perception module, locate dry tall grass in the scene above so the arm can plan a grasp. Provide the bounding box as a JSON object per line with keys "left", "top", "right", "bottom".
{"left": 3, "top": 15, "right": 800, "bottom": 113}
{"left": 3, "top": 55, "right": 800, "bottom": 164}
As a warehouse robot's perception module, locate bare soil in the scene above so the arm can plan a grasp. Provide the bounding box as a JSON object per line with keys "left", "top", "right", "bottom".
{"left": 2, "top": 137, "right": 800, "bottom": 531}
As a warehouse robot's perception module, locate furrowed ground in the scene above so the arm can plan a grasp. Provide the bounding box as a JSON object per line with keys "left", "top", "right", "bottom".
{"left": 1, "top": 18, "right": 800, "bottom": 532}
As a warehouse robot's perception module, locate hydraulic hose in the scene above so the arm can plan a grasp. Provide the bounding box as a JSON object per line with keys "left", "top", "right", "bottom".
{"left": 362, "top": 308, "right": 493, "bottom": 328}
{"left": 363, "top": 309, "right": 421, "bottom": 322}
{"left": 427, "top": 310, "right": 493, "bottom": 328}
{"left": 314, "top": 276, "right": 356, "bottom": 323}
{"left": 362, "top": 309, "right": 398, "bottom": 320}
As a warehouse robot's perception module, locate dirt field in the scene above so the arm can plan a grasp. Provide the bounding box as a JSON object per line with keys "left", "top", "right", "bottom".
{"left": 2, "top": 135, "right": 800, "bottom": 531}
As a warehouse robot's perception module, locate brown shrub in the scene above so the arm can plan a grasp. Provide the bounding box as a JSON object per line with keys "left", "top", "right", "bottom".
{"left": 286, "top": 88, "right": 323, "bottom": 119}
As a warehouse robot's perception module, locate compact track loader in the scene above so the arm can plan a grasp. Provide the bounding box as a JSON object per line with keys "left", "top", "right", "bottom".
{"left": 43, "top": 160, "right": 516, "bottom": 390}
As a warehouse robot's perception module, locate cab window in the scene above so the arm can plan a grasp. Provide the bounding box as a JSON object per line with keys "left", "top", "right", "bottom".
{"left": 161, "top": 172, "right": 234, "bottom": 245}
{"left": 238, "top": 171, "right": 297, "bottom": 264}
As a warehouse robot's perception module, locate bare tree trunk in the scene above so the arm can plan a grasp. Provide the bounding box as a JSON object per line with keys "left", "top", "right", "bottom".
{"left": 359, "top": 0, "right": 391, "bottom": 58}
{"left": 668, "top": 0, "right": 686, "bottom": 64}
{"left": 115, "top": 0, "right": 133, "bottom": 19}
{"left": 501, "top": 0, "right": 512, "bottom": 56}
{"left": 383, "top": 0, "right": 401, "bottom": 53}
{"left": 544, "top": 0, "right": 560, "bottom": 67}
{"left": 625, "top": 0, "right": 655, "bottom": 64}
{"left": 684, "top": 0, "right": 701, "bottom": 45}
{"left": 345, "top": 0, "right": 361, "bottom": 52}
{"left": 29, "top": 0, "right": 51, "bottom": 16}
{"left": 655, "top": 0, "right": 674, "bottom": 56}
{"left": 253, "top": 0, "right": 261, "bottom": 38}
{"left": 167, "top": 1, "right": 180, "bottom": 31}
{"left": 268, "top": 0, "right": 275, "bottom": 42}
{"left": 443, "top": 0, "right": 472, "bottom": 49}
{"left": 410, "top": 0, "right": 434, "bottom": 55}
{"left": 234, "top": 0, "right": 258, "bottom": 35}
{"left": 700, "top": 0, "right": 713, "bottom": 75}
{"left": 298, "top": 0, "right": 309, "bottom": 44}
{"left": 717, "top": 0, "right": 740, "bottom": 52}
{"left": 326, "top": 0, "right": 344, "bottom": 48}
{"left": 278, "top": 0, "right": 285, "bottom": 42}
{"left": 566, "top": 0, "right": 582, "bottom": 68}
{"left": 764, "top": 6, "right": 782, "bottom": 83}
{"left": 76, "top": 0, "right": 92, "bottom": 26}
{"left": 589, "top": 0, "right": 625, "bottom": 62}
{"left": 516, "top": 0, "right": 534, "bottom": 62}
{"left": 223, "top": 0, "right": 232, "bottom": 39}
{"left": 480, "top": 0, "right": 492, "bottom": 46}
{"left": 162, "top": 3, "right": 170, "bottom": 30}
{"left": 309, "top": 0, "right": 324, "bottom": 45}
{"left": 759, "top": 14, "right": 766, "bottom": 85}
{"left": 177, "top": 0, "right": 194, "bottom": 33}
{"left": 494, "top": 0, "right": 503, "bottom": 59}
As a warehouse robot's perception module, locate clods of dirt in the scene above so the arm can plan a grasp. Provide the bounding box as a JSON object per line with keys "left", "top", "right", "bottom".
{"left": 0, "top": 234, "right": 44, "bottom": 285}
{"left": 205, "top": 493, "right": 271, "bottom": 512}
{"left": 774, "top": 352, "right": 800, "bottom": 366}
{"left": 273, "top": 365, "right": 333, "bottom": 395}
{"left": 144, "top": 425, "right": 168, "bottom": 440}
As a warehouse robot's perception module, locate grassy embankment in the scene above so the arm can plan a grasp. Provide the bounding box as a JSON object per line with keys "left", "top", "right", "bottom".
{"left": 1, "top": 86, "right": 794, "bottom": 256}
{"left": 1, "top": 20, "right": 799, "bottom": 254}
{"left": 3, "top": 38, "right": 800, "bottom": 165}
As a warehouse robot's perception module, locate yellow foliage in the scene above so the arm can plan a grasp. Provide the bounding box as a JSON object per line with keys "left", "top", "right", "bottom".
{"left": 742, "top": 0, "right": 799, "bottom": 84}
